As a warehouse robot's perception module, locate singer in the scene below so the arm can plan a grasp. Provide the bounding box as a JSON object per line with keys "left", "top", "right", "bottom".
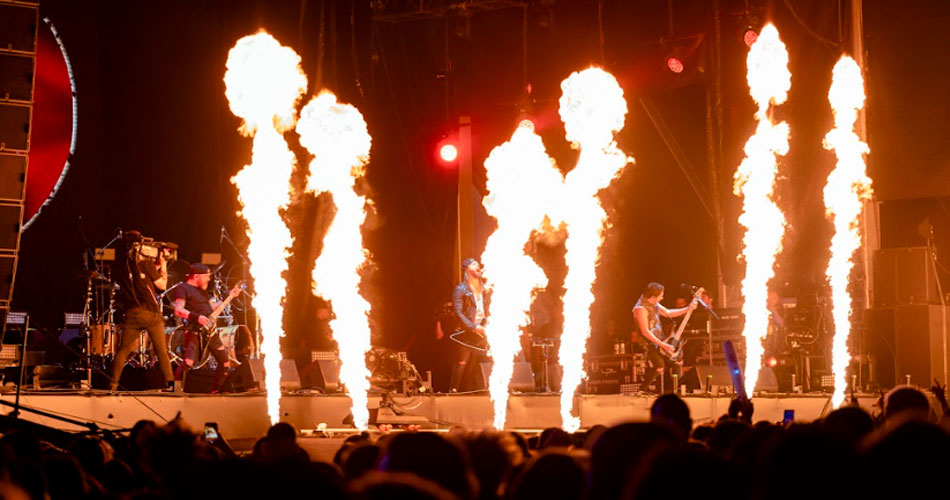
{"left": 448, "top": 258, "right": 491, "bottom": 392}
{"left": 632, "top": 282, "right": 696, "bottom": 394}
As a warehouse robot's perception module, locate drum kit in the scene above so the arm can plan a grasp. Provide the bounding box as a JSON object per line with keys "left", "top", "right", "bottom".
{"left": 79, "top": 243, "right": 254, "bottom": 375}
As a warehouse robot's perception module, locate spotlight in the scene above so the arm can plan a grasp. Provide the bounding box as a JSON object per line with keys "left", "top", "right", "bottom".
{"left": 666, "top": 56, "right": 685, "bottom": 74}
{"left": 660, "top": 34, "right": 703, "bottom": 75}
{"left": 515, "top": 93, "right": 537, "bottom": 132}
{"left": 767, "top": 356, "right": 778, "bottom": 368}
{"left": 439, "top": 143, "right": 458, "bottom": 163}
{"left": 743, "top": 28, "right": 758, "bottom": 47}
{"left": 516, "top": 107, "right": 537, "bottom": 132}
{"left": 735, "top": 7, "right": 763, "bottom": 48}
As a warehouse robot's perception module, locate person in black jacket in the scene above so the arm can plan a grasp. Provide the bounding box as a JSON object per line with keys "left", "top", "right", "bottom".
{"left": 449, "top": 258, "right": 491, "bottom": 392}
{"left": 109, "top": 231, "right": 175, "bottom": 391}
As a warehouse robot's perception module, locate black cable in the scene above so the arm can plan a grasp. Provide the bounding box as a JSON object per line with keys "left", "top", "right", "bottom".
{"left": 350, "top": 0, "right": 364, "bottom": 99}
{"left": 20, "top": 317, "right": 169, "bottom": 423}
{"left": 781, "top": 0, "right": 840, "bottom": 53}
{"left": 372, "top": 20, "right": 438, "bottom": 240}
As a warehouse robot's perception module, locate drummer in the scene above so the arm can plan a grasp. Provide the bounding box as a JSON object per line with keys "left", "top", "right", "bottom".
{"left": 173, "top": 263, "right": 241, "bottom": 392}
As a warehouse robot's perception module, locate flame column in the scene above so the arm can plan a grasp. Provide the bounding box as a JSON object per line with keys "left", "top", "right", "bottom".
{"left": 297, "top": 92, "right": 374, "bottom": 429}
{"left": 556, "top": 68, "right": 631, "bottom": 432}
{"left": 480, "top": 123, "right": 562, "bottom": 430}
{"left": 224, "top": 32, "right": 307, "bottom": 424}
{"left": 732, "top": 25, "right": 791, "bottom": 396}
{"left": 823, "top": 57, "right": 871, "bottom": 408}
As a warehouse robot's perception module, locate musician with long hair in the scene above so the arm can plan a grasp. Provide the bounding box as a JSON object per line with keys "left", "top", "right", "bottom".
{"left": 450, "top": 258, "right": 491, "bottom": 392}
{"left": 633, "top": 282, "right": 696, "bottom": 393}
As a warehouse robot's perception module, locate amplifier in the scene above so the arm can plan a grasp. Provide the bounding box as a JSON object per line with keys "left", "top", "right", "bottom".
{"left": 585, "top": 354, "right": 641, "bottom": 394}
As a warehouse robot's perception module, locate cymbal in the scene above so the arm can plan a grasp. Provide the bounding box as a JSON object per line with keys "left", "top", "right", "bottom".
{"left": 166, "top": 259, "right": 191, "bottom": 286}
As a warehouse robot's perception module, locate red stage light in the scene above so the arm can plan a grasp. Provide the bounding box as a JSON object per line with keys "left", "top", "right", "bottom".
{"left": 743, "top": 29, "right": 758, "bottom": 47}
{"left": 667, "top": 57, "right": 684, "bottom": 74}
{"left": 439, "top": 143, "right": 458, "bottom": 162}
{"left": 767, "top": 356, "right": 778, "bottom": 368}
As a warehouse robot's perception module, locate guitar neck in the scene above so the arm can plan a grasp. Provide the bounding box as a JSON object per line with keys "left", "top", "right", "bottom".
{"left": 208, "top": 292, "right": 238, "bottom": 323}
{"left": 670, "top": 289, "right": 704, "bottom": 342}
{"left": 670, "top": 308, "right": 695, "bottom": 343}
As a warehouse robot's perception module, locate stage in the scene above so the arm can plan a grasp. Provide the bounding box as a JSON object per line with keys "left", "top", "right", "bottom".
{"left": 0, "top": 389, "right": 880, "bottom": 443}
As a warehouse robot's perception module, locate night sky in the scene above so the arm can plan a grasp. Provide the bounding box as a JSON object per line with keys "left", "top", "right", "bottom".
{"left": 12, "top": 0, "right": 950, "bottom": 374}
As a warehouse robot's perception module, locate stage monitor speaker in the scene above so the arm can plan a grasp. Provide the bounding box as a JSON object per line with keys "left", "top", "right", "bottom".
{"left": 893, "top": 305, "right": 950, "bottom": 388}
{"left": 754, "top": 367, "right": 779, "bottom": 392}
{"left": 225, "top": 358, "right": 264, "bottom": 393}
{"left": 694, "top": 366, "right": 733, "bottom": 391}
{"left": 117, "top": 367, "right": 165, "bottom": 391}
{"left": 32, "top": 365, "right": 77, "bottom": 388}
{"left": 280, "top": 359, "right": 300, "bottom": 391}
{"left": 509, "top": 361, "right": 534, "bottom": 392}
{"left": 873, "top": 247, "right": 939, "bottom": 306}
{"left": 310, "top": 358, "right": 341, "bottom": 393}
{"left": 183, "top": 369, "right": 217, "bottom": 393}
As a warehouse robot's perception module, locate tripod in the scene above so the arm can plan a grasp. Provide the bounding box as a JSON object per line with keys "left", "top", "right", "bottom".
{"left": 532, "top": 337, "right": 556, "bottom": 393}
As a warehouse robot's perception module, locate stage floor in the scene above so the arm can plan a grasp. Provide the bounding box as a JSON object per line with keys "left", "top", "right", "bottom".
{"left": 0, "top": 389, "right": 881, "bottom": 442}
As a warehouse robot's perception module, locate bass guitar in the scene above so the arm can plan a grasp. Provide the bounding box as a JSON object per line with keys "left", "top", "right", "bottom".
{"left": 199, "top": 282, "right": 246, "bottom": 336}
{"left": 660, "top": 287, "right": 703, "bottom": 363}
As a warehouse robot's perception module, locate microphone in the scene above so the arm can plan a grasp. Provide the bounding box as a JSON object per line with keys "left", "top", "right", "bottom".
{"left": 680, "top": 283, "right": 700, "bottom": 291}
{"left": 220, "top": 226, "right": 225, "bottom": 244}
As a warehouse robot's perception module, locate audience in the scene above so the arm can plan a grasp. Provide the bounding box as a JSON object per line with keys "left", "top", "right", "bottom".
{"left": 0, "top": 385, "right": 945, "bottom": 499}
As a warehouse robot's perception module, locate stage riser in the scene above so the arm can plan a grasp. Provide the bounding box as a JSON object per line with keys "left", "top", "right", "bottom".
{"left": 0, "top": 393, "right": 881, "bottom": 439}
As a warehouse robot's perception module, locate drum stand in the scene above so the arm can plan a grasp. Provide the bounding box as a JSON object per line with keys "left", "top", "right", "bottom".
{"left": 79, "top": 229, "right": 121, "bottom": 387}
{"left": 532, "top": 338, "right": 556, "bottom": 393}
{"left": 80, "top": 266, "right": 95, "bottom": 388}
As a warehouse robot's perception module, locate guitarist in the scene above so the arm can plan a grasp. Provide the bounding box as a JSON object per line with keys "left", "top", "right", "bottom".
{"left": 173, "top": 263, "right": 242, "bottom": 391}
{"left": 633, "top": 282, "right": 696, "bottom": 393}
{"left": 449, "top": 258, "right": 491, "bottom": 392}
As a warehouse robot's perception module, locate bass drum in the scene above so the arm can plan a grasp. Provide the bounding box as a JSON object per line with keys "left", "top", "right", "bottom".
{"left": 167, "top": 326, "right": 188, "bottom": 364}
{"left": 168, "top": 325, "right": 252, "bottom": 370}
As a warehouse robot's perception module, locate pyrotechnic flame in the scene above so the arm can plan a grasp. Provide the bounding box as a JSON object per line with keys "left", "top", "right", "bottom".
{"left": 224, "top": 32, "right": 307, "bottom": 424}
{"left": 733, "top": 24, "right": 791, "bottom": 397}
{"left": 480, "top": 123, "right": 563, "bottom": 430}
{"left": 556, "top": 68, "right": 631, "bottom": 432}
{"left": 823, "top": 56, "right": 871, "bottom": 408}
{"left": 296, "top": 92, "right": 374, "bottom": 429}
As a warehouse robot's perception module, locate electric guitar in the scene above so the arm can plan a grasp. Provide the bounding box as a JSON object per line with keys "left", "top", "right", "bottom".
{"left": 449, "top": 320, "right": 489, "bottom": 353}
{"left": 198, "top": 281, "right": 246, "bottom": 336}
{"left": 660, "top": 287, "right": 703, "bottom": 363}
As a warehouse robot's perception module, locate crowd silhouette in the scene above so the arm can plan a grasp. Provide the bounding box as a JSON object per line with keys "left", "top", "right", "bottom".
{"left": 0, "top": 383, "right": 947, "bottom": 499}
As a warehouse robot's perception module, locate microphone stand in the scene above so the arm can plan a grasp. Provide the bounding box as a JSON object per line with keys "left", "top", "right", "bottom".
{"left": 221, "top": 227, "right": 258, "bottom": 358}
{"left": 696, "top": 297, "right": 720, "bottom": 320}
{"left": 78, "top": 223, "right": 122, "bottom": 388}
{"left": 682, "top": 284, "right": 721, "bottom": 320}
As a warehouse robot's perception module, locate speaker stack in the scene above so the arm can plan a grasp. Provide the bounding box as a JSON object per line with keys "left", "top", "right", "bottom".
{"left": 0, "top": 1, "right": 39, "bottom": 341}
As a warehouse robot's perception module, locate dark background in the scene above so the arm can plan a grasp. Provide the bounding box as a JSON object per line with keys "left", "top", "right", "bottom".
{"left": 13, "top": 0, "right": 950, "bottom": 376}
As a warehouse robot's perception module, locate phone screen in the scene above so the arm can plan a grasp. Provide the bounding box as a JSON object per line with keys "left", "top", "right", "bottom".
{"left": 783, "top": 409, "right": 795, "bottom": 424}
{"left": 203, "top": 423, "right": 219, "bottom": 441}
